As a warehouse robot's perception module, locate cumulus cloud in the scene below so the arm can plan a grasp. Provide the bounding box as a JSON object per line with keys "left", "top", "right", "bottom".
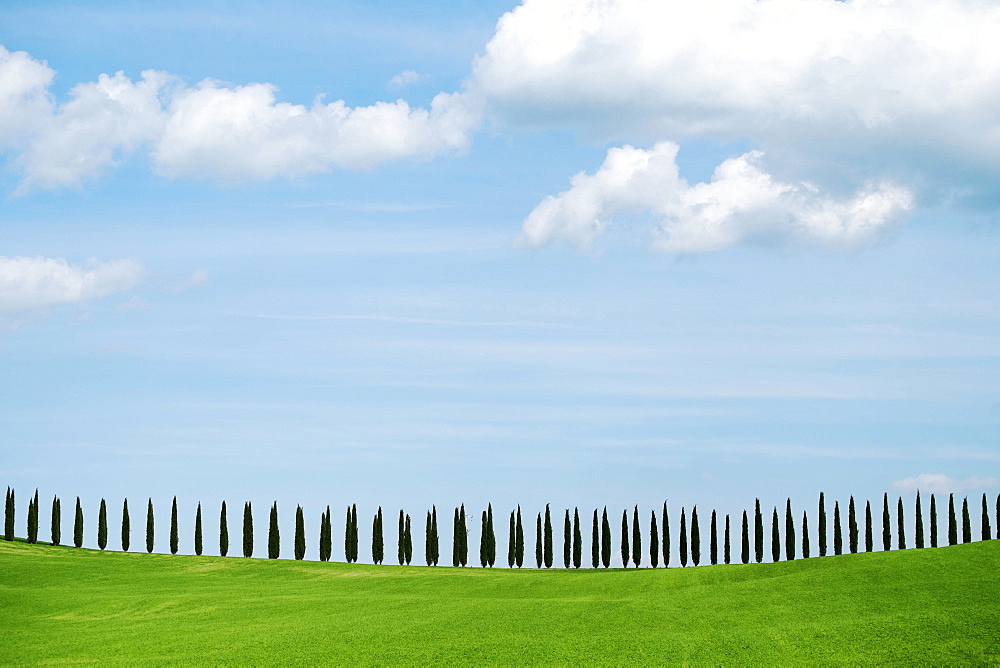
{"left": 389, "top": 70, "right": 425, "bottom": 88}
{"left": 0, "top": 45, "right": 55, "bottom": 151}
{"left": 0, "top": 256, "right": 145, "bottom": 314}
{"left": 518, "top": 142, "right": 913, "bottom": 252}
{"left": 892, "top": 474, "right": 1000, "bottom": 495}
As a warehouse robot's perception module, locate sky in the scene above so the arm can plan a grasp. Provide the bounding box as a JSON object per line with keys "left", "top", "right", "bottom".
{"left": 1, "top": 0, "right": 998, "bottom": 562}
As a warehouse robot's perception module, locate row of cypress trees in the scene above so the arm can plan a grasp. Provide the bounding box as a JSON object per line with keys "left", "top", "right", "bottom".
{"left": 5, "top": 486, "right": 998, "bottom": 567}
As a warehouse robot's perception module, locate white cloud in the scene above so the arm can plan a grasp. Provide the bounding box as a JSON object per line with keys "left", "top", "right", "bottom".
{"left": 0, "top": 256, "right": 145, "bottom": 314}
{"left": 389, "top": 70, "right": 425, "bottom": 88}
{"left": 891, "top": 474, "right": 1000, "bottom": 495}
{"left": 518, "top": 142, "right": 913, "bottom": 252}
{"left": 166, "top": 268, "right": 209, "bottom": 293}
{"left": 0, "top": 45, "right": 55, "bottom": 151}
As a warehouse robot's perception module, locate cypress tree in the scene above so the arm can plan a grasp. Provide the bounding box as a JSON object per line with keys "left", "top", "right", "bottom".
{"left": 325, "top": 506, "right": 333, "bottom": 561}
{"left": 865, "top": 500, "right": 873, "bottom": 552}
{"left": 428, "top": 510, "right": 436, "bottom": 566}
{"left": 601, "top": 507, "right": 611, "bottom": 568}
{"left": 948, "top": 494, "right": 957, "bottom": 546}
{"left": 833, "top": 501, "right": 842, "bottom": 556}
{"left": 170, "top": 497, "right": 179, "bottom": 555}
{"left": 848, "top": 496, "right": 858, "bottom": 554}
{"left": 962, "top": 497, "right": 971, "bottom": 544}
{"left": 620, "top": 509, "right": 630, "bottom": 568}
{"left": 996, "top": 494, "right": 999, "bottom": 540}
{"left": 400, "top": 509, "right": 407, "bottom": 566}
{"left": 481, "top": 510, "right": 490, "bottom": 568}
{"left": 4, "top": 487, "right": 12, "bottom": 541}
{"left": 404, "top": 514, "right": 412, "bottom": 565}
{"left": 122, "top": 498, "right": 130, "bottom": 552}
{"left": 753, "top": 499, "right": 763, "bottom": 563}
{"left": 650, "top": 510, "right": 659, "bottom": 568}
{"left": 663, "top": 501, "right": 670, "bottom": 568}
{"left": 431, "top": 505, "right": 440, "bottom": 566}
{"left": 487, "top": 504, "right": 496, "bottom": 567}
{"left": 592, "top": 509, "right": 599, "bottom": 568}
{"left": 98, "top": 498, "right": 108, "bottom": 550}
{"left": 219, "top": 501, "right": 228, "bottom": 558}
{"left": 51, "top": 496, "right": 61, "bottom": 546}
{"left": 561, "top": 510, "right": 571, "bottom": 568}
{"left": 543, "top": 504, "right": 553, "bottom": 569}
{"left": 29, "top": 489, "right": 39, "bottom": 544}
{"left": 373, "top": 507, "right": 384, "bottom": 564}
{"left": 296, "top": 505, "right": 306, "bottom": 561}
{"left": 770, "top": 507, "right": 779, "bottom": 562}
{"left": 741, "top": 510, "right": 749, "bottom": 564}
{"left": 897, "top": 497, "right": 906, "bottom": 549}
{"left": 679, "top": 507, "right": 688, "bottom": 567}
{"left": 506, "top": 509, "right": 514, "bottom": 567}
{"left": 982, "top": 494, "right": 991, "bottom": 541}
{"left": 691, "top": 507, "right": 701, "bottom": 566}
{"left": 535, "top": 513, "right": 542, "bottom": 568}
{"left": 242, "top": 502, "right": 253, "bottom": 558}
{"left": 724, "top": 513, "right": 731, "bottom": 564}
{"left": 801, "top": 510, "right": 810, "bottom": 559}
{"left": 267, "top": 501, "right": 279, "bottom": 559}
{"left": 573, "top": 508, "right": 582, "bottom": 569}
{"left": 351, "top": 504, "right": 359, "bottom": 563}
{"left": 710, "top": 510, "right": 718, "bottom": 565}
{"left": 632, "top": 505, "right": 641, "bottom": 568}
{"left": 458, "top": 503, "right": 467, "bottom": 567}
{"left": 785, "top": 499, "right": 795, "bottom": 561}
{"left": 930, "top": 494, "right": 938, "bottom": 548}
{"left": 818, "top": 492, "right": 827, "bottom": 557}
{"left": 318, "top": 506, "right": 328, "bottom": 562}
{"left": 915, "top": 492, "right": 924, "bottom": 549}
{"left": 147, "top": 498, "right": 155, "bottom": 554}
{"left": 882, "top": 493, "right": 891, "bottom": 551}
{"left": 345, "top": 506, "right": 353, "bottom": 563}
{"left": 514, "top": 506, "right": 522, "bottom": 568}
{"left": 195, "top": 502, "right": 203, "bottom": 556}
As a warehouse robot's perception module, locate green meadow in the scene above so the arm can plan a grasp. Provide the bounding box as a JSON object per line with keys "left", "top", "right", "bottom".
{"left": 2, "top": 539, "right": 998, "bottom": 665}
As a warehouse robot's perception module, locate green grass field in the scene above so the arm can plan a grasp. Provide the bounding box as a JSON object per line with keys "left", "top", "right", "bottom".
{"left": 2, "top": 539, "right": 998, "bottom": 665}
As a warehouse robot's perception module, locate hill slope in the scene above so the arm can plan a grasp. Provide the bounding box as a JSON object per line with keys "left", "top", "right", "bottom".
{"left": 2, "top": 539, "right": 998, "bottom": 664}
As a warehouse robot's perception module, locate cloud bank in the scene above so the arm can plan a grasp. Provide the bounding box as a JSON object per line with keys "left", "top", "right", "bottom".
{"left": 0, "top": 256, "right": 145, "bottom": 314}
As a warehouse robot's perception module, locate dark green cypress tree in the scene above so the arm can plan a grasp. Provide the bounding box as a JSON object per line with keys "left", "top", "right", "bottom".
{"left": 195, "top": 502, "right": 203, "bottom": 556}
{"left": 741, "top": 510, "right": 749, "bottom": 564}
{"left": 4, "top": 488, "right": 13, "bottom": 541}
{"left": 317, "top": 507, "right": 326, "bottom": 562}
{"left": 982, "top": 494, "right": 991, "bottom": 541}
{"left": 785, "top": 499, "right": 795, "bottom": 561}
{"left": 915, "top": 492, "right": 924, "bottom": 549}
{"left": 487, "top": 504, "right": 496, "bottom": 567}
{"left": 663, "top": 501, "right": 670, "bottom": 568}
{"left": 29, "top": 489, "right": 39, "bottom": 544}
{"left": 428, "top": 510, "right": 436, "bottom": 566}
{"left": 601, "top": 507, "right": 611, "bottom": 568}
{"left": 514, "top": 506, "right": 522, "bottom": 568}
{"left": 371, "top": 507, "right": 382, "bottom": 564}
{"left": 592, "top": 509, "right": 599, "bottom": 568}
{"left": 543, "top": 504, "right": 553, "bottom": 569}
{"left": 345, "top": 505, "right": 354, "bottom": 563}
{"left": 679, "top": 507, "right": 688, "bottom": 567}
{"left": 404, "top": 514, "right": 412, "bottom": 565}
{"left": 818, "top": 492, "right": 827, "bottom": 557}
{"left": 948, "top": 494, "right": 957, "bottom": 546}
{"left": 691, "top": 507, "right": 701, "bottom": 567}
{"left": 865, "top": 500, "right": 873, "bottom": 552}
{"left": 351, "top": 504, "right": 359, "bottom": 563}
{"left": 650, "top": 510, "right": 659, "bottom": 568}
{"left": 147, "top": 498, "right": 155, "bottom": 554}
{"left": 962, "top": 497, "right": 971, "bottom": 544}
{"left": 98, "top": 498, "right": 107, "bottom": 551}
{"left": 458, "top": 503, "right": 467, "bottom": 567}
{"left": 51, "top": 496, "right": 61, "bottom": 546}
{"left": 481, "top": 510, "right": 489, "bottom": 568}
{"left": 219, "top": 501, "right": 228, "bottom": 558}
{"left": 848, "top": 496, "right": 858, "bottom": 554}
{"left": 620, "top": 509, "right": 630, "bottom": 568}
{"left": 632, "top": 505, "right": 641, "bottom": 568}
{"left": 882, "top": 493, "right": 891, "bottom": 551}
{"left": 710, "top": 510, "right": 718, "bottom": 566}
{"left": 770, "top": 507, "right": 780, "bottom": 563}
{"left": 170, "top": 497, "right": 179, "bottom": 555}
{"left": 833, "top": 501, "right": 842, "bottom": 556}
{"left": 242, "top": 502, "right": 253, "bottom": 558}
{"left": 930, "top": 494, "right": 938, "bottom": 548}
{"left": 801, "top": 510, "right": 810, "bottom": 559}
{"left": 724, "top": 513, "right": 731, "bottom": 564}
{"left": 562, "top": 509, "right": 570, "bottom": 568}
{"left": 573, "top": 508, "right": 582, "bottom": 569}
{"left": 754, "top": 499, "right": 763, "bottom": 563}
{"left": 432, "top": 505, "right": 439, "bottom": 566}
{"left": 996, "top": 494, "right": 999, "bottom": 540}
{"left": 897, "top": 497, "right": 906, "bottom": 549}
{"left": 321, "top": 505, "right": 331, "bottom": 562}
{"left": 267, "top": 501, "right": 280, "bottom": 559}
{"left": 400, "top": 509, "right": 407, "bottom": 566}
{"left": 535, "top": 512, "right": 543, "bottom": 568}
{"left": 507, "top": 510, "right": 515, "bottom": 567}
{"left": 296, "top": 505, "right": 306, "bottom": 561}
{"left": 122, "top": 498, "right": 130, "bottom": 552}
{"left": 453, "top": 508, "right": 462, "bottom": 567}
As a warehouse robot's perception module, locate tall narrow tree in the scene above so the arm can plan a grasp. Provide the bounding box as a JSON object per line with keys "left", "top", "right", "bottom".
{"left": 897, "top": 497, "right": 906, "bottom": 549}
{"left": 4, "top": 488, "right": 13, "bottom": 541}
{"left": 242, "top": 502, "right": 253, "bottom": 558}
{"left": 147, "top": 498, "right": 156, "bottom": 554}
{"left": 741, "top": 510, "right": 749, "bottom": 564}
{"left": 320, "top": 506, "right": 331, "bottom": 562}
{"left": 562, "top": 510, "right": 571, "bottom": 568}
{"left": 818, "top": 492, "right": 827, "bottom": 557}
{"left": 601, "top": 507, "right": 611, "bottom": 568}
{"left": 662, "top": 501, "right": 670, "bottom": 568}
{"left": 801, "top": 510, "right": 810, "bottom": 559}
{"left": 535, "top": 512, "right": 543, "bottom": 568}
{"left": 371, "top": 507, "right": 383, "bottom": 564}
{"left": 785, "top": 499, "right": 795, "bottom": 561}
{"left": 458, "top": 504, "right": 467, "bottom": 567}
{"left": 514, "top": 506, "right": 523, "bottom": 568}
{"left": 691, "top": 507, "right": 701, "bottom": 566}
{"left": 51, "top": 496, "right": 61, "bottom": 546}
{"left": 194, "top": 503, "right": 203, "bottom": 556}
{"left": 592, "top": 509, "right": 599, "bottom": 568}
{"left": 981, "top": 494, "right": 991, "bottom": 541}
{"left": 219, "top": 501, "right": 228, "bottom": 557}
{"left": 753, "top": 499, "right": 763, "bottom": 563}
{"left": 710, "top": 510, "right": 718, "bottom": 565}
{"left": 404, "top": 514, "right": 412, "bottom": 565}
{"left": 121, "top": 498, "right": 130, "bottom": 552}
{"left": 961, "top": 497, "right": 971, "bottom": 544}
{"left": 351, "top": 504, "right": 359, "bottom": 563}
{"left": 98, "top": 498, "right": 108, "bottom": 550}
{"left": 865, "top": 500, "right": 873, "bottom": 552}
{"left": 770, "top": 507, "right": 780, "bottom": 562}
{"left": 267, "top": 501, "right": 279, "bottom": 559}
{"left": 428, "top": 511, "right": 436, "bottom": 566}
{"left": 650, "top": 510, "right": 659, "bottom": 568}
{"left": 915, "top": 492, "right": 924, "bottom": 549}
{"left": 486, "top": 504, "right": 496, "bottom": 567}
{"left": 572, "top": 508, "right": 582, "bottom": 569}
{"left": 401, "top": 509, "right": 407, "bottom": 566}
{"left": 679, "top": 507, "right": 688, "bottom": 567}
{"left": 543, "top": 504, "right": 553, "bottom": 569}
{"left": 882, "top": 493, "right": 891, "bottom": 551}
{"left": 345, "top": 506, "right": 354, "bottom": 563}
{"left": 431, "top": 505, "right": 439, "bottom": 566}
{"left": 930, "top": 494, "right": 938, "bottom": 548}
{"left": 296, "top": 505, "right": 306, "bottom": 561}
{"left": 632, "top": 505, "right": 642, "bottom": 568}
{"left": 948, "top": 494, "right": 957, "bottom": 546}
{"left": 28, "top": 489, "right": 39, "bottom": 544}
{"left": 170, "top": 496, "right": 179, "bottom": 555}
{"left": 833, "top": 501, "right": 842, "bottom": 556}
{"left": 507, "top": 510, "right": 516, "bottom": 568}
{"left": 620, "top": 509, "right": 630, "bottom": 568}
{"left": 848, "top": 496, "right": 858, "bottom": 554}
{"left": 996, "top": 494, "right": 999, "bottom": 540}
{"left": 481, "top": 510, "right": 490, "bottom": 568}
{"left": 724, "top": 513, "right": 731, "bottom": 564}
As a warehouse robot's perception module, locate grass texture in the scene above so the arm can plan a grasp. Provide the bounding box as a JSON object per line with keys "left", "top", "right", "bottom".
{"left": 2, "top": 538, "right": 998, "bottom": 665}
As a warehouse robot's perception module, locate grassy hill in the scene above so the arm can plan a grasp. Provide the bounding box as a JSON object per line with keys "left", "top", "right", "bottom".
{"left": 2, "top": 538, "right": 998, "bottom": 665}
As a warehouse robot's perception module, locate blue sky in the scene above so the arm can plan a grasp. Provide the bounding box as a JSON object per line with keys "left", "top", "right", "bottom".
{"left": 2, "top": 0, "right": 998, "bottom": 561}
